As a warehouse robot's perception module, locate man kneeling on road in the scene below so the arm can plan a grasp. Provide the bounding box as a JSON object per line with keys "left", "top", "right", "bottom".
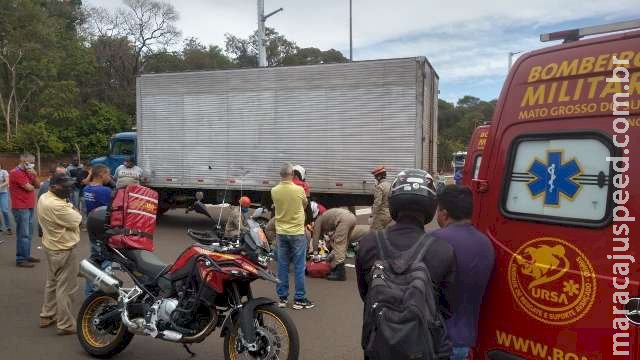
{"left": 37, "top": 173, "right": 83, "bottom": 335}
{"left": 311, "top": 208, "right": 356, "bottom": 281}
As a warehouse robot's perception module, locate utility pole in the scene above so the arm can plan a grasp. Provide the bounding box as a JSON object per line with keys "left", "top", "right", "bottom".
{"left": 257, "top": 0, "right": 283, "bottom": 67}
{"left": 349, "top": 0, "right": 353, "bottom": 61}
{"left": 508, "top": 50, "right": 522, "bottom": 70}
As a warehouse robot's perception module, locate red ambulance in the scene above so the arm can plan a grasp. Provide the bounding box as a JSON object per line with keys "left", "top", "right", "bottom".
{"left": 462, "top": 124, "right": 490, "bottom": 188}
{"left": 473, "top": 20, "right": 640, "bottom": 359}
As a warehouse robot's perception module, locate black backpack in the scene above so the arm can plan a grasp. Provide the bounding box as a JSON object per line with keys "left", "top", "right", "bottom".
{"left": 362, "top": 231, "right": 452, "bottom": 360}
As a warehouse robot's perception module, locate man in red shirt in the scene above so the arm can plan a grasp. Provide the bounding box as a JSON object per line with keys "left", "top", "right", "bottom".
{"left": 10, "top": 153, "right": 41, "bottom": 268}
{"left": 292, "top": 165, "right": 313, "bottom": 226}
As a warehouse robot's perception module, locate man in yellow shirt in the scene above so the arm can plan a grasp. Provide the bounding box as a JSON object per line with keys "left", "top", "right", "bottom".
{"left": 37, "top": 174, "right": 82, "bottom": 335}
{"left": 271, "top": 163, "right": 315, "bottom": 310}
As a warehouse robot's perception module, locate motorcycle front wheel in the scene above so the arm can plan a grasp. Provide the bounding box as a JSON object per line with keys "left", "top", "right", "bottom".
{"left": 224, "top": 304, "right": 300, "bottom": 360}
{"left": 77, "top": 291, "right": 134, "bottom": 358}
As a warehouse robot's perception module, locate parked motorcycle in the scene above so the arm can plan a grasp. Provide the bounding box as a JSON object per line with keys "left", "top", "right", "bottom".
{"left": 77, "top": 202, "right": 299, "bottom": 359}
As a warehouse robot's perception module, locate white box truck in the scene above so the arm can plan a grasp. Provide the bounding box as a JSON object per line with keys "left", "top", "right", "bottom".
{"left": 95, "top": 57, "right": 438, "bottom": 213}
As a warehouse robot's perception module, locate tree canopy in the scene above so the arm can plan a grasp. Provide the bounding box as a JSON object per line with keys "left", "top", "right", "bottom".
{"left": 437, "top": 96, "right": 496, "bottom": 170}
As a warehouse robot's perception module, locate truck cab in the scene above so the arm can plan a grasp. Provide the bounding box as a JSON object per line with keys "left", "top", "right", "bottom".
{"left": 474, "top": 21, "right": 639, "bottom": 359}
{"left": 91, "top": 132, "right": 137, "bottom": 175}
{"left": 462, "top": 124, "right": 490, "bottom": 188}
{"left": 452, "top": 151, "right": 467, "bottom": 185}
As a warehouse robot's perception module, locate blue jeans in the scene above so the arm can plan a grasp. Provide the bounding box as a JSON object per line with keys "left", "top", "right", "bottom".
{"left": 13, "top": 208, "right": 34, "bottom": 263}
{"left": 0, "top": 192, "right": 11, "bottom": 231}
{"left": 276, "top": 234, "right": 307, "bottom": 301}
{"left": 451, "top": 347, "right": 470, "bottom": 360}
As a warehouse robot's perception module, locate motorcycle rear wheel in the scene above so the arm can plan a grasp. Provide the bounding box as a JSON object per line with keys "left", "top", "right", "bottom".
{"left": 77, "top": 291, "right": 134, "bottom": 358}
{"left": 224, "top": 304, "right": 300, "bottom": 360}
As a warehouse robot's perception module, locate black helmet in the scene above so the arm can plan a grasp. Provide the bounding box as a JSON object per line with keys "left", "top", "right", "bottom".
{"left": 87, "top": 206, "right": 109, "bottom": 241}
{"left": 389, "top": 169, "right": 437, "bottom": 223}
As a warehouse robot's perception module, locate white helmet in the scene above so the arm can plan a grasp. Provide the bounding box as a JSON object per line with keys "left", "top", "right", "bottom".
{"left": 292, "top": 165, "right": 306, "bottom": 181}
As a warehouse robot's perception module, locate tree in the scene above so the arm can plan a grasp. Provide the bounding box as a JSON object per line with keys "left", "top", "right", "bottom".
{"left": 182, "top": 38, "right": 234, "bottom": 70}
{"left": 87, "top": 36, "right": 137, "bottom": 114}
{"left": 144, "top": 50, "right": 184, "bottom": 73}
{"left": 224, "top": 27, "right": 347, "bottom": 67}
{"left": 0, "top": 0, "right": 58, "bottom": 141}
{"left": 437, "top": 97, "right": 496, "bottom": 170}
{"left": 68, "top": 101, "right": 131, "bottom": 155}
{"left": 224, "top": 33, "right": 256, "bottom": 67}
{"left": 282, "top": 47, "right": 348, "bottom": 66}
{"left": 84, "top": 0, "right": 181, "bottom": 74}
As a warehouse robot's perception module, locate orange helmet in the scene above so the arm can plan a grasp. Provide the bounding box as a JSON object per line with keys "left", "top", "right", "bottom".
{"left": 239, "top": 196, "right": 251, "bottom": 208}
{"left": 371, "top": 166, "right": 386, "bottom": 176}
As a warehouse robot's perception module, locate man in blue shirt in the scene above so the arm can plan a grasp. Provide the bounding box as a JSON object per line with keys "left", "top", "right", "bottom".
{"left": 82, "top": 165, "right": 113, "bottom": 296}
{"left": 431, "top": 185, "right": 495, "bottom": 360}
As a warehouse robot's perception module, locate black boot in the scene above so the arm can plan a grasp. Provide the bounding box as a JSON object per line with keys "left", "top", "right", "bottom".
{"left": 327, "top": 263, "right": 346, "bottom": 281}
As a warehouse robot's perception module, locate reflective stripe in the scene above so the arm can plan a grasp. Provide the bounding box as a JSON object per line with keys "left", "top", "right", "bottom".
{"left": 128, "top": 192, "right": 158, "bottom": 203}
{"left": 127, "top": 209, "right": 156, "bottom": 218}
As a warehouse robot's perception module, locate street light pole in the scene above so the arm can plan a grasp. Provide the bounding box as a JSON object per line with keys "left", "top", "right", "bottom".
{"left": 257, "top": 0, "right": 283, "bottom": 67}
{"left": 349, "top": 0, "right": 353, "bottom": 62}
{"left": 508, "top": 50, "right": 522, "bottom": 70}
{"left": 257, "top": 0, "right": 266, "bottom": 67}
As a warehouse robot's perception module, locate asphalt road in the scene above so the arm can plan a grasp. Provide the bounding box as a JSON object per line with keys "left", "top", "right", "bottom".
{"left": 0, "top": 210, "right": 362, "bottom": 360}
{"left": 0, "top": 209, "right": 439, "bottom": 360}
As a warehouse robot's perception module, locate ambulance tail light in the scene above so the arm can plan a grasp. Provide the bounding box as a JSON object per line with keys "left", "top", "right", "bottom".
{"left": 472, "top": 179, "right": 489, "bottom": 193}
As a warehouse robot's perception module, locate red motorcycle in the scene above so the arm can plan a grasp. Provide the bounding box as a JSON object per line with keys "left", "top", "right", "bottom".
{"left": 77, "top": 202, "right": 299, "bottom": 359}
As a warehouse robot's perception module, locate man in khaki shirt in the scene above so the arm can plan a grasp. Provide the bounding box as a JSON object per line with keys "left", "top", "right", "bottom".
{"left": 37, "top": 174, "right": 82, "bottom": 335}
{"left": 311, "top": 208, "right": 356, "bottom": 281}
{"left": 370, "top": 166, "right": 392, "bottom": 230}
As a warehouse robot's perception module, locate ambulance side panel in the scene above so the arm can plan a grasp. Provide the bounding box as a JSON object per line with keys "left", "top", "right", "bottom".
{"left": 474, "top": 31, "right": 640, "bottom": 359}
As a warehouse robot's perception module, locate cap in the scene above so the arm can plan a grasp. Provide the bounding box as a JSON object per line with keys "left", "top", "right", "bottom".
{"left": 50, "top": 173, "right": 75, "bottom": 186}
{"left": 239, "top": 196, "right": 251, "bottom": 208}
{"left": 371, "top": 166, "right": 386, "bottom": 176}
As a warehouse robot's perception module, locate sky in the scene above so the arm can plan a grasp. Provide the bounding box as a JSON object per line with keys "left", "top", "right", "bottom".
{"left": 86, "top": 0, "right": 640, "bottom": 103}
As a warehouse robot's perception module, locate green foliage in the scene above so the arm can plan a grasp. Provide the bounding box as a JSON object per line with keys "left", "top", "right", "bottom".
{"left": 437, "top": 96, "right": 496, "bottom": 170}
{"left": 224, "top": 27, "right": 348, "bottom": 67}
{"left": 67, "top": 101, "right": 131, "bottom": 155}
{"left": 14, "top": 121, "right": 65, "bottom": 154}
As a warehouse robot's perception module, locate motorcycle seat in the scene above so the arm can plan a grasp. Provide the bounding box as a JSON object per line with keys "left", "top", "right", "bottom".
{"left": 123, "top": 249, "right": 170, "bottom": 279}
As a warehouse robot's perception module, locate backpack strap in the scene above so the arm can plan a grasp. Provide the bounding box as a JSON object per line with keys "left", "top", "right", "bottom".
{"left": 410, "top": 233, "right": 436, "bottom": 266}
{"left": 106, "top": 227, "right": 154, "bottom": 240}
{"left": 374, "top": 230, "right": 389, "bottom": 261}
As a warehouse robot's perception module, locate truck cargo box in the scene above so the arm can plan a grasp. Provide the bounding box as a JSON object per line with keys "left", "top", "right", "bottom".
{"left": 136, "top": 57, "right": 438, "bottom": 204}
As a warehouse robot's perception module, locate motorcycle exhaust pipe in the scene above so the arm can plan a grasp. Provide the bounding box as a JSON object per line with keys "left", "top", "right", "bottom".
{"left": 79, "top": 259, "right": 120, "bottom": 294}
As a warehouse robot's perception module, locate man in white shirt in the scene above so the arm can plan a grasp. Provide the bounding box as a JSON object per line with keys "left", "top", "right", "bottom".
{"left": 114, "top": 156, "right": 144, "bottom": 188}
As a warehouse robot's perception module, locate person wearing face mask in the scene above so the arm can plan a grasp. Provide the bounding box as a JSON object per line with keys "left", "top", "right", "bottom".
{"left": 9, "top": 153, "right": 41, "bottom": 268}
{"left": 37, "top": 173, "right": 82, "bottom": 335}
{"left": 224, "top": 196, "right": 252, "bottom": 239}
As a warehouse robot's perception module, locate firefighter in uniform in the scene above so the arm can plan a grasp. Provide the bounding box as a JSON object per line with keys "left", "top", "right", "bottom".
{"left": 370, "top": 166, "right": 392, "bottom": 231}
{"left": 224, "top": 196, "right": 251, "bottom": 238}
{"left": 311, "top": 208, "right": 356, "bottom": 281}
